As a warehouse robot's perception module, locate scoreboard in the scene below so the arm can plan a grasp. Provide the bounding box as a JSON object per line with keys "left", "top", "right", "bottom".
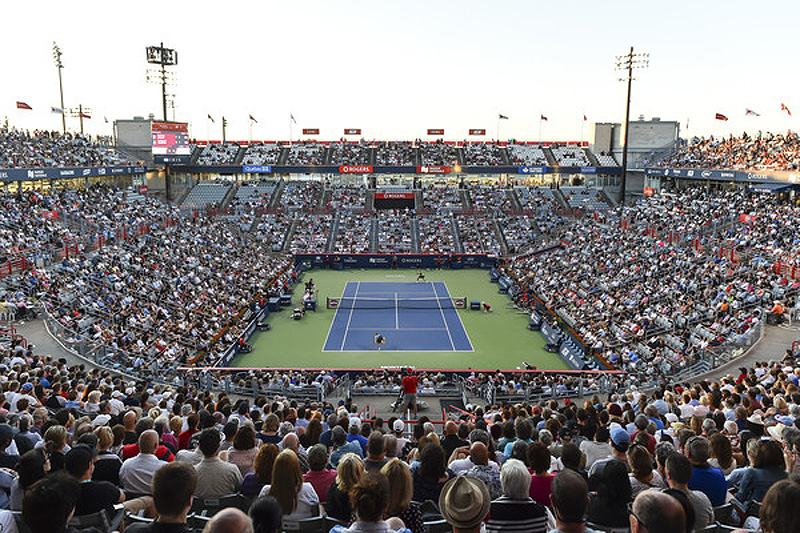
{"left": 152, "top": 122, "right": 190, "bottom": 155}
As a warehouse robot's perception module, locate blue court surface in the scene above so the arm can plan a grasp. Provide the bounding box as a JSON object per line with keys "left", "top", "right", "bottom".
{"left": 323, "top": 281, "right": 473, "bottom": 352}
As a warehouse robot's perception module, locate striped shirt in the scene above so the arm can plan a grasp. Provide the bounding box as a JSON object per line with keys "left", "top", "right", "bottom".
{"left": 485, "top": 497, "right": 548, "bottom": 533}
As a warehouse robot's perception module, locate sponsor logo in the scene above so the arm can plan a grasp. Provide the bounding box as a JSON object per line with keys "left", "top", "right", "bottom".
{"left": 701, "top": 171, "right": 712, "bottom": 178}
{"left": 243, "top": 165, "right": 273, "bottom": 173}
{"left": 580, "top": 167, "right": 596, "bottom": 174}
{"left": 518, "top": 167, "right": 546, "bottom": 174}
{"left": 0, "top": 172, "right": 7, "bottom": 179}
{"left": 687, "top": 170, "right": 694, "bottom": 177}
{"left": 111, "top": 167, "right": 124, "bottom": 174}
{"left": 417, "top": 166, "right": 450, "bottom": 174}
{"left": 469, "top": 129, "right": 486, "bottom": 135}
{"left": 27, "top": 169, "right": 47, "bottom": 179}
{"left": 746, "top": 172, "right": 767, "bottom": 180}
{"left": 98, "top": 168, "right": 107, "bottom": 176}
{"left": 339, "top": 165, "right": 373, "bottom": 174}
{"left": 302, "top": 128, "right": 319, "bottom": 135}
{"left": 375, "top": 192, "right": 414, "bottom": 199}
{"left": 343, "top": 256, "right": 358, "bottom": 264}
{"left": 82, "top": 168, "right": 92, "bottom": 176}
{"left": 59, "top": 169, "right": 76, "bottom": 177}
{"left": 368, "top": 257, "right": 390, "bottom": 264}
{"left": 427, "top": 129, "right": 444, "bottom": 135}
{"left": 344, "top": 128, "right": 361, "bottom": 135}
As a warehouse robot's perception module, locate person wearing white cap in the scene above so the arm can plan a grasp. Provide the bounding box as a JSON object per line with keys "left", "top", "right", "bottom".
{"left": 392, "top": 419, "right": 409, "bottom": 457}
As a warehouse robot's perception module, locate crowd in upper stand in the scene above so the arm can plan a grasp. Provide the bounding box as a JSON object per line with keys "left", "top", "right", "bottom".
{"left": 0, "top": 128, "right": 133, "bottom": 169}
{"left": 660, "top": 131, "right": 800, "bottom": 171}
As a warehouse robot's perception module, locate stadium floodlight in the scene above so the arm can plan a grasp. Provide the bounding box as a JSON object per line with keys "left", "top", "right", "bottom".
{"left": 615, "top": 47, "right": 649, "bottom": 204}
{"left": 52, "top": 42, "right": 66, "bottom": 133}
{"left": 146, "top": 43, "right": 179, "bottom": 122}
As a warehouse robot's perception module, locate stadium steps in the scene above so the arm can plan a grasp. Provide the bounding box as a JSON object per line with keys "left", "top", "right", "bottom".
{"left": 507, "top": 189, "right": 523, "bottom": 213}
{"left": 219, "top": 183, "right": 237, "bottom": 210}
{"left": 494, "top": 217, "right": 509, "bottom": 255}
{"left": 189, "top": 145, "right": 203, "bottom": 165}
{"left": 551, "top": 188, "right": 570, "bottom": 210}
{"left": 600, "top": 188, "right": 618, "bottom": 207}
{"left": 277, "top": 146, "right": 289, "bottom": 165}
{"left": 323, "top": 146, "right": 333, "bottom": 165}
{"left": 583, "top": 147, "right": 600, "bottom": 167}
{"left": 542, "top": 147, "right": 557, "bottom": 166}
{"left": 455, "top": 147, "right": 466, "bottom": 166}
{"left": 229, "top": 145, "right": 244, "bottom": 165}
{"left": 326, "top": 215, "right": 340, "bottom": 253}
{"left": 269, "top": 180, "right": 287, "bottom": 209}
{"left": 410, "top": 218, "right": 420, "bottom": 253}
{"left": 368, "top": 147, "right": 376, "bottom": 165}
{"left": 282, "top": 213, "right": 300, "bottom": 252}
{"left": 412, "top": 146, "right": 421, "bottom": 166}
{"left": 460, "top": 189, "right": 472, "bottom": 211}
{"left": 365, "top": 189, "right": 375, "bottom": 212}
{"left": 500, "top": 147, "right": 511, "bottom": 165}
{"left": 413, "top": 189, "right": 423, "bottom": 212}
{"left": 320, "top": 188, "right": 332, "bottom": 209}
{"left": 369, "top": 218, "right": 378, "bottom": 252}
{"left": 450, "top": 213, "right": 464, "bottom": 253}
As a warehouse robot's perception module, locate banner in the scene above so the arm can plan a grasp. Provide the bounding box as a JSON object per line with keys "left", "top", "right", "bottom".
{"left": 154, "top": 155, "right": 190, "bottom": 164}
{"left": 427, "top": 129, "right": 444, "bottom": 135}
{"left": 302, "top": 128, "right": 319, "bottom": 135}
{"left": 344, "top": 128, "right": 361, "bottom": 135}
{"left": 416, "top": 165, "right": 451, "bottom": 174}
{"left": 375, "top": 192, "right": 414, "bottom": 199}
{"left": 138, "top": 185, "right": 149, "bottom": 194}
{"left": 643, "top": 187, "right": 655, "bottom": 197}
{"left": 339, "top": 165, "right": 373, "bottom": 174}
{"left": 0, "top": 166, "right": 143, "bottom": 182}
{"left": 646, "top": 167, "right": 800, "bottom": 184}
{"left": 40, "top": 210, "right": 59, "bottom": 220}
{"left": 469, "top": 129, "right": 486, "bottom": 136}
{"left": 739, "top": 214, "right": 756, "bottom": 223}
{"left": 518, "top": 166, "right": 547, "bottom": 174}
{"left": 242, "top": 165, "right": 273, "bottom": 173}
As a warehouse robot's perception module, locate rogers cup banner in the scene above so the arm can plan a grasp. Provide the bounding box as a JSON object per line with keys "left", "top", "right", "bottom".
{"left": 469, "top": 129, "right": 486, "bottom": 136}
{"left": 339, "top": 165, "right": 373, "bottom": 174}
{"left": 427, "top": 129, "right": 444, "bottom": 135}
{"left": 416, "top": 166, "right": 451, "bottom": 174}
{"left": 344, "top": 128, "right": 361, "bottom": 135}
{"left": 302, "top": 128, "right": 319, "bottom": 135}
{"left": 375, "top": 192, "right": 415, "bottom": 199}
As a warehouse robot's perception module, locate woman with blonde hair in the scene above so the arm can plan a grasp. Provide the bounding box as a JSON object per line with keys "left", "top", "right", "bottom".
{"left": 93, "top": 426, "right": 122, "bottom": 485}
{"left": 259, "top": 449, "right": 319, "bottom": 520}
{"left": 325, "top": 452, "right": 365, "bottom": 522}
{"left": 381, "top": 458, "right": 424, "bottom": 533}
{"left": 44, "top": 425, "right": 68, "bottom": 472}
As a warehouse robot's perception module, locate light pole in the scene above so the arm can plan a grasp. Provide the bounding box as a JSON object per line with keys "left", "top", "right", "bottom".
{"left": 52, "top": 42, "right": 66, "bottom": 133}
{"left": 615, "top": 47, "right": 648, "bottom": 204}
{"left": 146, "top": 43, "right": 178, "bottom": 122}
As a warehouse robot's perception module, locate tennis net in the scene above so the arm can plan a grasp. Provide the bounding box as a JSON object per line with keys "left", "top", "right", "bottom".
{"left": 328, "top": 296, "right": 467, "bottom": 310}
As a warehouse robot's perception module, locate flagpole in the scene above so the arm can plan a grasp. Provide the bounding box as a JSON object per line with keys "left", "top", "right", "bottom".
{"left": 538, "top": 117, "right": 542, "bottom": 143}
{"left": 496, "top": 117, "right": 500, "bottom": 142}
{"left": 290, "top": 114, "right": 293, "bottom": 144}
{"left": 248, "top": 119, "right": 252, "bottom": 143}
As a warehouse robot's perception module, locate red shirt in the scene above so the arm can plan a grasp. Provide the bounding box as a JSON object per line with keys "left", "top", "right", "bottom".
{"left": 178, "top": 429, "right": 197, "bottom": 450}
{"left": 402, "top": 375, "right": 418, "bottom": 394}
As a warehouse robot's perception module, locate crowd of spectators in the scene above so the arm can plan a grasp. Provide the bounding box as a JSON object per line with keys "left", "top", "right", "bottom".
{"left": 375, "top": 141, "right": 416, "bottom": 165}
{"left": 418, "top": 141, "right": 458, "bottom": 166}
{"left": 240, "top": 143, "right": 283, "bottom": 165}
{"left": 333, "top": 213, "right": 372, "bottom": 253}
{"left": 376, "top": 210, "right": 414, "bottom": 254}
{"left": 279, "top": 181, "right": 322, "bottom": 210}
{"left": 456, "top": 216, "right": 502, "bottom": 255}
{"left": 507, "top": 144, "right": 548, "bottom": 166}
{"left": 417, "top": 215, "right": 457, "bottom": 255}
{"left": 252, "top": 214, "right": 293, "bottom": 252}
{"left": 0, "top": 128, "right": 133, "bottom": 168}
{"left": 461, "top": 143, "right": 506, "bottom": 166}
{"left": 325, "top": 184, "right": 365, "bottom": 211}
{"left": 422, "top": 184, "right": 463, "bottom": 211}
{"left": 194, "top": 143, "right": 240, "bottom": 166}
{"left": 284, "top": 142, "right": 327, "bottom": 166}
{"left": 661, "top": 131, "right": 800, "bottom": 171}
{"left": 328, "top": 142, "right": 372, "bottom": 166}
{"left": 289, "top": 214, "right": 333, "bottom": 254}
{"left": 467, "top": 185, "right": 513, "bottom": 212}
{"left": 550, "top": 145, "right": 590, "bottom": 166}
{"left": 2, "top": 342, "right": 800, "bottom": 532}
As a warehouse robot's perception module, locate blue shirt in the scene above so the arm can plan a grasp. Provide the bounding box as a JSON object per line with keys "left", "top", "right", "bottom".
{"left": 689, "top": 464, "right": 728, "bottom": 506}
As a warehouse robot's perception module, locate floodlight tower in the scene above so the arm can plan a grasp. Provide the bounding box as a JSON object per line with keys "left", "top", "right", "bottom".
{"left": 615, "top": 47, "right": 649, "bottom": 204}
{"left": 146, "top": 43, "right": 178, "bottom": 122}
{"left": 52, "top": 42, "right": 66, "bottom": 133}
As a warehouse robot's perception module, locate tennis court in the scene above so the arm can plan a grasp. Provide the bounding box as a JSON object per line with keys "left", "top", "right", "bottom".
{"left": 323, "top": 281, "right": 473, "bottom": 352}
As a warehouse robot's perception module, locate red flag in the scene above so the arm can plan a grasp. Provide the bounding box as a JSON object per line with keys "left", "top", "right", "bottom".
{"left": 79, "top": 112, "right": 91, "bottom": 119}
{"left": 583, "top": 115, "right": 587, "bottom": 121}
{"left": 715, "top": 113, "right": 728, "bottom": 121}
{"left": 249, "top": 114, "right": 258, "bottom": 123}
{"left": 540, "top": 115, "right": 548, "bottom": 121}
{"left": 781, "top": 103, "right": 792, "bottom": 116}
{"left": 16, "top": 101, "right": 32, "bottom": 110}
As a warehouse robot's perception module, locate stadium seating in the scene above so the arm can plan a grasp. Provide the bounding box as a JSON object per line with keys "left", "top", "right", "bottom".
{"left": 182, "top": 181, "right": 233, "bottom": 209}
{"left": 195, "top": 143, "right": 240, "bottom": 165}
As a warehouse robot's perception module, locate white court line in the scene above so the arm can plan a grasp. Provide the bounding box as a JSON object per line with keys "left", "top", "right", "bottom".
{"left": 432, "top": 282, "right": 456, "bottom": 351}
{"left": 339, "top": 281, "right": 360, "bottom": 351}
{"left": 437, "top": 281, "right": 475, "bottom": 351}
{"left": 395, "top": 292, "right": 399, "bottom": 329}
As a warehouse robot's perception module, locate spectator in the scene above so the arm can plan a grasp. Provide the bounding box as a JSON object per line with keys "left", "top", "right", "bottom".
{"left": 120, "top": 430, "right": 164, "bottom": 496}
{"left": 364, "top": 432, "right": 388, "bottom": 473}
{"left": 10, "top": 448, "right": 49, "bottom": 511}
{"left": 734, "top": 439, "right": 788, "bottom": 506}
{"left": 580, "top": 426, "right": 612, "bottom": 470}
{"left": 527, "top": 441, "right": 554, "bottom": 506}
{"left": 249, "top": 495, "right": 283, "bottom": 533}
{"left": 127, "top": 462, "right": 197, "bottom": 533}
{"left": 261, "top": 449, "right": 320, "bottom": 521}
{"left": 438, "top": 476, "right": 491, "bottom": 533}
{"left": 686, "top": 436, "right": 728, "bottom": 507}
{"left": 627, "top": 443, "right": 665, "bottom": 497}
{"left": 222, "top": 425, "right": 259, "bottom": 477}
{"left": 664, "top": 452, "right": 714, "bottom": 530}
{"left": 194, "top": 427, "right": 243, "bottom": 499}
{"left": 461, "top": 442, "right": 501, "bottom": 500}
{"left": 412, "top": 443, "right": 452, "bottom": 503}
{"left": 759, "top": 478, "right": 800, "bottom": 533}
{"left": 628, "top": 490, "right": 686, "bottom": 533}
{"left": 303, "top": 444, "right": 337, "bottom": 504}
{"left": 64, "top": 444, "right": 128, "bottom": 517}
{"left": 586, "top": 459, "right": 631, "bottom": 529}
{"left": 330, "top": 472, "right": 409, "bottom": 533}
{"left": 242, "top": 443, "right": 279, "bottom": 499}
{"left": 486, "top": 458, "right": 550, "bottom": 533}
{"left": 381, "top": 459, "right": 424, "bottom": 533}
{"left": 93, "top": 426, "right": 122, "bottom": 486}
{"left": 280, "top": 433, "right": 309, "bottom": 474}
{"left": 22, "top": 473, "right": 80, "bottom": 533}
{"left": 550, "top": 469, "right": 594, "bottom": 533}
{"left": 326, "top": 452, "right": 364, "bottom": 522}
{"left": 331, "top": 426, "right": 363, "bottom": 468}
{"left": 204, "top": 508, "right": 254, "bottom": 533}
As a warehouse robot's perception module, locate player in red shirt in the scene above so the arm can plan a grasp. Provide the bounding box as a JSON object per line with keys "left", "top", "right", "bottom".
{"left": 401, "top": 369, "right": 418, "bottom": 417}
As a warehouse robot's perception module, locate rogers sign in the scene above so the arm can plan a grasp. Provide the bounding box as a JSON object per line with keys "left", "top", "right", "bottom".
{"left": 339, "top": 165, "right": 373, "bottom": 174}
{"left": 416, "top": 166, "right": 451, "bottom": 174}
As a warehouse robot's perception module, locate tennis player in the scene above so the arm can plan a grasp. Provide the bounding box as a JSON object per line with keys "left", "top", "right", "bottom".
{"left": 374, "top": 332, "right": 386, "bottom": 351}
{"left": 416, "top": 270, "right": 425, "bottom": 282}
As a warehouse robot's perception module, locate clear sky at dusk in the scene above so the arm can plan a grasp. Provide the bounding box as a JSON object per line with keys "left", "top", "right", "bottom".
{"left": 1, "top": 0, "right": 797, "bottom": 142}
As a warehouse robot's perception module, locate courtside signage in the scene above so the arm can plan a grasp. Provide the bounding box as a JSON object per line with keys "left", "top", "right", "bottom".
{"left": 416, "top": 166, "right": 451, "bottom": 174}
{"left": 339, "top": 165, "right": 373, "bottom": 174}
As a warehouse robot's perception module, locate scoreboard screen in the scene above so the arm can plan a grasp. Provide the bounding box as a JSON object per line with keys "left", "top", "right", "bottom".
{"left": 152, "top": 122, "right": 190, "bottom": 155}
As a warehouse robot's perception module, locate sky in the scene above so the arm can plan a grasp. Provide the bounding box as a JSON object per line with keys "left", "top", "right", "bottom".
{"left": 1, "top": 0, "right": 798, "bottom": 143}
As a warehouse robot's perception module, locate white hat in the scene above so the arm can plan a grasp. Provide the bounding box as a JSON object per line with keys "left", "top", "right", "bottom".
{"left": 665, "top": 413, "right": 679, "bottom": 424}
{"left": 393, "top": 419, "right": 404, "bottom": 432}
